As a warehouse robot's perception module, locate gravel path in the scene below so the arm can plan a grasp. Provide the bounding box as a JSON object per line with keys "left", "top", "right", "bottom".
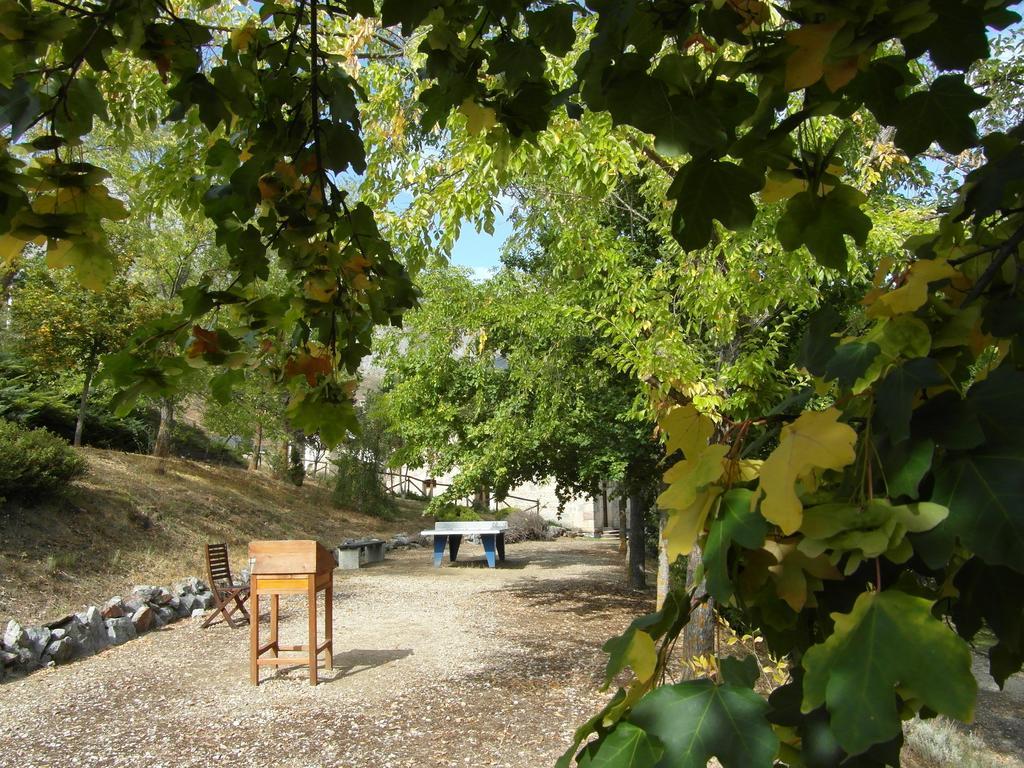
{"left": 0, "top": 539, "right": 650, "bottom": 768}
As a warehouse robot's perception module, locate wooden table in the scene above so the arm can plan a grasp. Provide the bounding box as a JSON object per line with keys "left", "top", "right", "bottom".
{"left": 420, "top": 521, "right": 509, "bottom": 568}
{"left": 248, "top": 540, "right": 335, "bottom": 686}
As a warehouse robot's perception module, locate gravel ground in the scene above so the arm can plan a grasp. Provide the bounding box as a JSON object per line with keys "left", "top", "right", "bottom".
{"left": 0, "top": 539, "right": 651, "bottom": 768}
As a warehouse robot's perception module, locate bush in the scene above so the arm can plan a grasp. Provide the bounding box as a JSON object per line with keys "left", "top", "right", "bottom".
{"left": 430, "top": 502, "right": 483, "bottom": 521}
{"left": 0, "top": 419, "right": 86, "bottom": 504}
{"left": 333, "top": 452, "right": 393, "bottom": 517}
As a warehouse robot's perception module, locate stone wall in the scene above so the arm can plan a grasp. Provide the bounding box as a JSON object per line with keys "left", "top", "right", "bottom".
{"left": 0, "top": 578, "right": 216, "bottom": 683}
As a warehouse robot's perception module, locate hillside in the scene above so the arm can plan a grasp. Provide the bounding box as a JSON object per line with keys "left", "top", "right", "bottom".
{"left": 0, "top": 448, "right": 428, "bottom": 625}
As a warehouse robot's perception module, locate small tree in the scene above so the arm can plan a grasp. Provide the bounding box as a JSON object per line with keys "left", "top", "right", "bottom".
{"left": 10, "top": 264, "right": 149, "bottom": 447}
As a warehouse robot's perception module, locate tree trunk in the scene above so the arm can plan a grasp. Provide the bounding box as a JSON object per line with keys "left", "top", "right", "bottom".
{"left": 627, "top": 492, "right": 647, "bottom": 589}
{"left": 152, "top": 398, "right": 175, "bottom": 458}
{"left": 656, "top": 509, "right": 670, "bottom": 609}
{"left": 618, "top": 495, "right": 627, "bottom": 556}
{"left": 248, "top": 421, "right": 263, "bottom": 470}
{"left": 74, "top": 364, "right": 95, "bottom": 448}
{"left": 601, "top": 482, "right": 609, "bottom": 530}
{"left": 680, "top": 547, "right": 716, "bottom": 677}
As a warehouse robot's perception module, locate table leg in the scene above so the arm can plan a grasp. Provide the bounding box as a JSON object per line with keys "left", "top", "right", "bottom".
{"left": 482, "top": 534, "right": 497, "bottom": 568}
{"left": 433, "top": 535, "right": 447, "bottom": 567}
{"left": 497, "top": 531, "right": 506, "bottom": 561}
{"left": 324, "top": 580, "right": 333, "bottom": 670}
{"left": 449, "top": 534, "right": 463, "bottom": 562}
{"left": 269, "top": 594, "right": 279, "bottom": 657}
{"left": 307, "top": 578, "right": 318, "bottom": 686}
{"left": 249, "top": 591, "right": 259, "bottom": 686}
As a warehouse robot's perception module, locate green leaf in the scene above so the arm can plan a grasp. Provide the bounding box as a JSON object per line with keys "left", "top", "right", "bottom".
{"left": 933, "top": 451, "right": 1024, "bottom": 572}
{"left": 602, "top": 627, "right": 658, "bottom": 688}
{"left": 703, "top": 488, "right": 767, "bottom": 603}
{"left": 892, "top": 74, "right": 988, "bottom": 156}
{"left": 628, "top": 680, "right": 779, "bottom": 768}
{"left": 797, "top": 306, "right": 842, "bottom": 376}
{"left": 902, "top": 0, "right": 991, "bottom": 71}
{"left": 879, "top": 437, "right": 934, "bottom": 499}
{"left": 776, "top": 186, "right": 872, "bottom": 270}
{"left": 527, "top": 6, "right": 576, "bottom": 56}
{"left": 581, "top": 722, "right": 664, "bottom": 768}
{"left": 951, "top": 559, "right": 1024, "bottom": 687}
{"left": 669, "top": 159, "right": 760, "bottom": 252}
{"left": 720, "top": 655, "right": 759, "bottom": 689}
{"left": 873, "top": 358, "right": 945, "bottom": 444}
{"left": 802, "top": 590, "right": 976, "bottom": 756}
{"left": 822, "top": 342, "right": 880, "bottom": 389}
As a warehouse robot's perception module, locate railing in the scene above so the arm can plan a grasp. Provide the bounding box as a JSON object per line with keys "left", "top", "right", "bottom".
{"left": 381, "top": 471, "right": 540, "bottom": 515}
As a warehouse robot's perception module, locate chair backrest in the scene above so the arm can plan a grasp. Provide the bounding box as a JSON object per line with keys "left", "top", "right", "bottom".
{"left": 205, "top": 543, "right": 234, "bottom": 588}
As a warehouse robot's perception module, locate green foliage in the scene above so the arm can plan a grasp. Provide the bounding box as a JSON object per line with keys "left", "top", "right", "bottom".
{"left": 331, "top": 400, "right": 395, "bottom": 516}
{"left": 0, "top": 419, "right": 85, "bottom": 503}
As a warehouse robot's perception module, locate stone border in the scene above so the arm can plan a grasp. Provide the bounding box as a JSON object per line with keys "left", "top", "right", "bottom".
{"left": 0, "top": 577, "right": 216, "bottom": 683}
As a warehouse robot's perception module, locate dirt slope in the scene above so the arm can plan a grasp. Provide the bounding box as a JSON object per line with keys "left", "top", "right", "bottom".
{"left": 0, "top": 448, "right": 427, "bottom": 625}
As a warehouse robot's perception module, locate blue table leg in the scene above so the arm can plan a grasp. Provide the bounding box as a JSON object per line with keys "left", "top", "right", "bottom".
{"left": 449, "top": 534, "right": 463, "bottom": 562}
{"left": 482, "top": 534, "right": 497, "bottom": 568}
{"left": 432, "top": 535, "right": 447, "bottom": 567}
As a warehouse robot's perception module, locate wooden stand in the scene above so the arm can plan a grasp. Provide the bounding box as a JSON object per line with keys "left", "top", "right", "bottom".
{"left": 248, "top": 540, "right": 335, "bottom": 686}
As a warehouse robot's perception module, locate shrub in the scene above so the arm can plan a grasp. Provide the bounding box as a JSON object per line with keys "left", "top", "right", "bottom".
{"left": 0, "top": 419, "right": 86, "bottom": 504}
{"left": 430, "top": 502, "right": 482, "bottom": 521}
{"left": 332, "top": 452, "right": 393, "bottom": 517}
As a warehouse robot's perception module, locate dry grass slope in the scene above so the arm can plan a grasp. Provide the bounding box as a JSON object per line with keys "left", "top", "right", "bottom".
{"left": 0, "top": 448, "right": 426, "bottom": 625}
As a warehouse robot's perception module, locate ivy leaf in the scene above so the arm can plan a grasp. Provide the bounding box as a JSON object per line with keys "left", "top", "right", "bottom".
{"left": 579, "top": 722, "right": 663, "bottom": 768}
{"left": 776, "top": 186, "right": 872, "bottom": 270}
{"left": 802, "top": 590, "right": 976, "bottom": 756}
{"left": 602, "top": 627, "right": 658, "bottom": 688}
{"left": 866, "top": 258, "right": 958, "bottom": 318}
{"left": 758, "top": 408, "right": 858, "bottom": 534}
{"left": 628, "top": 680, "right": 779, "bottom": 768}
{"left": 668, "top": 159, "right": 760, "bottom": 252}
{"left": 891, "top": 75, "right": 988, "bottom": 156}
{"left": 784, "top": 21, "right": 843, "bottom": 91}
{"left": 704, "top": 488, "right": 767, "bottom": 603}
{"left": 933, "top": 451, "right": 1024, "bottom": 573}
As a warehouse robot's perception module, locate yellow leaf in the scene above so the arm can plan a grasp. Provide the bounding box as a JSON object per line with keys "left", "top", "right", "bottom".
{"left": 659, "top": 404, "right": 715, "bottom": 459}
{"left": 758, "top": 408, "right": 857, "bottom": 534}
{"left": 231, "top": 23, "right": 257, "bottom": 52}
{"left": 659, "top": 444, "right": 729, "bottom": 510}
{"left": 459, "top": 98, "right": 497, "bottom": 136}
{"left": 624, "top": 630, "right": 657, "bottom": 683}
{"left": 761, "top": 170, "right": 808, "bottom": 203}
{"left": 664, "top": 487, "right": 723, "bottom": 561}
{"left": 867, "top": 259, "right": 959, "bottom": 318}
{"left": 0, "top": 233, "right": 25, "bottom": 265}
{"left": 784, "top": 21, "right": 844, "bottom": 91}
{"left": 303, "top": 274, "right": 337, "bottom": 302}
{"left": 764, "top": 541, "right": 841, "bottom": 612}
{"left": 46, "top": 238, "right": 116, "bottom": 291}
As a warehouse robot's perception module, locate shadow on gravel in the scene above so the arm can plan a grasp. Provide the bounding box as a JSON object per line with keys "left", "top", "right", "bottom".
{"left": 497, "top": 577, "right": 652, "bottom": 619}
{"left": 329, "top": 648, "right": 414, "bottom": 681}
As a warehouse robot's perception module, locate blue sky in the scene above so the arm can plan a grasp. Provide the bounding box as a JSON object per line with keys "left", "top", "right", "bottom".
{"left": 449, "top": 204, "right": 513, "bottom": 279}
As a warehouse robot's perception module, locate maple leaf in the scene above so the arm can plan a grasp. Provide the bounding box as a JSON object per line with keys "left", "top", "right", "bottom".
{"left": 802, "top": 590, "right": 976, "bottom": 755}
{"left": 758, "top": 408, "right": 857, "bottom": 534}
{"left": 284, "top": 353, "right": 333, "bottom": 386}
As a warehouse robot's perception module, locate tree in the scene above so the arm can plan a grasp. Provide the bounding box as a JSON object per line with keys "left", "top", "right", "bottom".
{"left": 9, "top": 262, "right": 148, "bottom": 446}
{"left": 376, "top": 267, "right": 661, "bottom": 564}
{"left": 4, "top": 2, "right": 1024, "bottom": 765}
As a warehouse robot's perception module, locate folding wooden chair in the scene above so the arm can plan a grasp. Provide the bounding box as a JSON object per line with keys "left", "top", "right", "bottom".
{"left": 202, "top": 543, "right": 251, "bottom": 629}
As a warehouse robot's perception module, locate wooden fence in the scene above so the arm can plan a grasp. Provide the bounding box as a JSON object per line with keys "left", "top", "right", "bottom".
{"left": 381, "top": 471, "right": 540, "bottom": 515}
